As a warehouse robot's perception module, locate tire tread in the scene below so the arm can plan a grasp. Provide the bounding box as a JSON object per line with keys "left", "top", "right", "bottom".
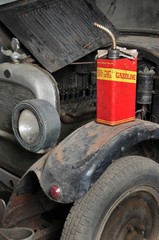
{"left": 61, "top": 156, "right": 159, "bottom": 240}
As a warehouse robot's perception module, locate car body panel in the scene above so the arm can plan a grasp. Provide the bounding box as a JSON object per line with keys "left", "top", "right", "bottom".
{"left": 0, "top": 0, "right": 118, "bottom": 73}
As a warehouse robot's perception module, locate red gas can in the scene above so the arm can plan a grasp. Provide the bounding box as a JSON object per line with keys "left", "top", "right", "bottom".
{"left": 96, "top": 57, "right": 137, "bottom": 125}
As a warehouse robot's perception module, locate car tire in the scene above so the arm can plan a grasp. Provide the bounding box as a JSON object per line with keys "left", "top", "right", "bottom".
{"left": 61, "top": 156, "right": 159, "bottom": 240}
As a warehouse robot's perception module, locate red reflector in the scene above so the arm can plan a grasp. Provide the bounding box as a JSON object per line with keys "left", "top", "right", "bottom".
{"left": 50, "top": 185, "right": 61, "bottom": 199}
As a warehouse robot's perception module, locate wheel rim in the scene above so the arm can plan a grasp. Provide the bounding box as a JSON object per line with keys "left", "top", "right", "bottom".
{"left": 96, "top": 186, "right": 159, "bottom": 240}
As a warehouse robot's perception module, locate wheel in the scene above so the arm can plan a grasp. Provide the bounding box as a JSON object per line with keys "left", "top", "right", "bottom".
{"left": 61, "top": 156, "right": 159, "bottom": 240}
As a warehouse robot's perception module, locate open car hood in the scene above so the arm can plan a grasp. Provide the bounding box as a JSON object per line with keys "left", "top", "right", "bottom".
{"left": 0, "top": 0, "right": 118, "bottom": 73}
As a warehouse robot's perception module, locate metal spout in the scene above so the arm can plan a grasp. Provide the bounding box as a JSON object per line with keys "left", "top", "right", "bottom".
{"left": 94, "top": 22, "right": 117, "bottom": 50}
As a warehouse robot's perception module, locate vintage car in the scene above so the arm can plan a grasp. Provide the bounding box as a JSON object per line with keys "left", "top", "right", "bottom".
{"left": 0, "top": 0, "right": 159, "bottom": 239}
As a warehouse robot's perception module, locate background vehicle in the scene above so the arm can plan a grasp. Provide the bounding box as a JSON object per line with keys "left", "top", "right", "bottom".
{"left": 0, "top": 0, "right": 159, "bottom": 239}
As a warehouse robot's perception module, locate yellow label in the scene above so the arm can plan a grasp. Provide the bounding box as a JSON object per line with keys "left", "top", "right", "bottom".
{"left": 97, "top": 67, "right": 137, "bottom": 83}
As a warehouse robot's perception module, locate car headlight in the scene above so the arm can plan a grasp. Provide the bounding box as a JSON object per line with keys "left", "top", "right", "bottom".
{"left": 18, "top": 109, "right": 40, "bottom": 145}
{"left": 12, "top": 99, "right": 61, "bottom": 153}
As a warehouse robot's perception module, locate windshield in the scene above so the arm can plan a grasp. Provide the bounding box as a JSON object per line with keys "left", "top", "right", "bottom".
{"left": 96, "top": 0, "right": 159, "bottom": 33}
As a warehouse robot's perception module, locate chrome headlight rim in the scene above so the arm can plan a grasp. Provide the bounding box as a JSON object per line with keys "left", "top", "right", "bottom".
{"left": 12, "top": 99, "right": 61, "bottom": 153}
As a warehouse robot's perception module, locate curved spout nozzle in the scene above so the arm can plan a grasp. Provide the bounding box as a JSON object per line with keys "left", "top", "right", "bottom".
{"left": 94, "top": 22, "right": 117, "bottom": 50}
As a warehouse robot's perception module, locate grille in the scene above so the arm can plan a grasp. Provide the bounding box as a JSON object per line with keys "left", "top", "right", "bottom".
{"left": 0, "top": 80, "right": 34, "bottom": 132}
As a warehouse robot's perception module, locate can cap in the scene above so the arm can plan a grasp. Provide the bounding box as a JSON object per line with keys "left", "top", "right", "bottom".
{"left": 108, "top": 49, "right": 120, "bottom": 59}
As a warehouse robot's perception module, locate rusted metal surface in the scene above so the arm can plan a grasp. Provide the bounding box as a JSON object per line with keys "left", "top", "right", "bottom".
{"left": 98, "top": 190, "right": 159, "bottom": 239}
{"left": 42, "top": 120, "right": 159, "bottom": 165}
{"left": 2, "top": 160, "right": 68, "bottom": 239}
{"left": 2, "top": 188, "right": 59, "bottom": 238}
{"left": 3, "top": 191, "right": 47, "bottom": 228}
{"left": 15, "top": 119, "right": 159, "bottom": 203}
{"left": 0, "top": 0, "right": 118, "bottom": 73}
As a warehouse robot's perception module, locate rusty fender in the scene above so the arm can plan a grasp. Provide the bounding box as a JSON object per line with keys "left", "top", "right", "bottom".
{"left": 17, "top": 119, "right": 159, "bottom": 203}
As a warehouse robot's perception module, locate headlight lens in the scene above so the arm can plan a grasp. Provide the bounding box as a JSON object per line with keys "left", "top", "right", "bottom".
{"left": 18, "top": 109, "right": 40, "bottom": 144}
{"left": 12, "top": 99, "right": 61, "bottom": 153}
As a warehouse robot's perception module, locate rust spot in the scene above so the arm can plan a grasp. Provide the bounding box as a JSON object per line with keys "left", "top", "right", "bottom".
{"left": 87, "top": 135, "right": 107, "bottom": 156}
{"left": 3, "top": 191, "right": 55, "bottom": 228}
{"left": 83, "top": 42, "right": 92, "bottom": 49}
{"left": 55, "top": 145, "right": 64, "bottom": 163}
{"left": 87, "top": 120, "right": 143, "bottom": 156}
{"left": 87, "top": 129, "right": 98, "bottom": 137}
